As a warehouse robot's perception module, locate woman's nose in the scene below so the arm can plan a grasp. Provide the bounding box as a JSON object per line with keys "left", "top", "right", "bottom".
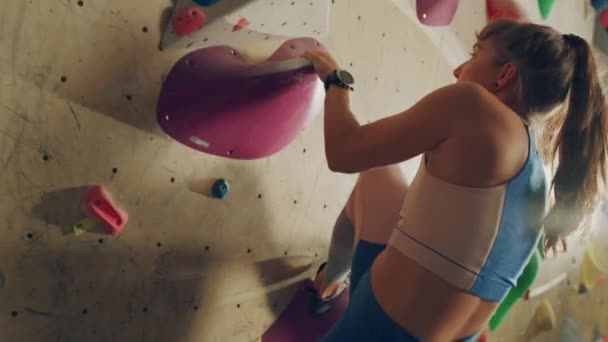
{"left": 453, "top": 66, "right": 461, "bottom": 80}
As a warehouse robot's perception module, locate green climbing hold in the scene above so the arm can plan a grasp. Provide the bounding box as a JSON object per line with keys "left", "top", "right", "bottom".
{"left": 73, "top": 217, "right": 95, "bottom": 236}
{"left": 538, "top": 0, "right": 555, "bottom": 20}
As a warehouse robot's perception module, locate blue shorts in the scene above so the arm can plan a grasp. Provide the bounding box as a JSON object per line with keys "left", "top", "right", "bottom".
{"left": 320, "top": 241, "right": 477, "bottom": 342}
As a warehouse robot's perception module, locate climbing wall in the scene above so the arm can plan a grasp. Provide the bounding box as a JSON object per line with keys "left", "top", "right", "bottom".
{"left": 0, "top": 0, "right": 605, "bottom": 341}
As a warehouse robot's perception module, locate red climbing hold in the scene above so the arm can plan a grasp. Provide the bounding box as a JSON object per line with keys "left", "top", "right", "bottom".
{"left": 477, "top": 330, "right": 489, "bottom": 342}
{"left": 84, "top": 185, "right": 128, "bottom": 235}
{"left": 171, "top": 5, "right": 206, "bottom": 37}
{"left": 486, "top": 0, "right": 528, "bottom": 22}
{"left": 601, "top": 9, "right": 608, "bottom": 29}
{"left": 232, "top": 17, "right": 250, "bottom": 32}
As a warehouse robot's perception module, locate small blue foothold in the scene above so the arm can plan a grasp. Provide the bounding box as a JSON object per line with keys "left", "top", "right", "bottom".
{"left": 591, "top": 0, "right": 608, "bottom": 11}
{"left": 211, "top": 179, "right": 230, "bottom": 199}
{"left": 193, "top": 0, "right": 221, "bottom": 6}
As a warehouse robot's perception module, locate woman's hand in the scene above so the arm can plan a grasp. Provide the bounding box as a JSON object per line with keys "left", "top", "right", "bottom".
{"left": 301, "top": 50, "right": 340, "bottom": 81}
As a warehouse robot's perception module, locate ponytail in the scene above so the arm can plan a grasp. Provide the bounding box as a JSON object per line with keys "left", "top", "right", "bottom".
{"left": 543, "top": 36, "right": 608, "bottom": 250}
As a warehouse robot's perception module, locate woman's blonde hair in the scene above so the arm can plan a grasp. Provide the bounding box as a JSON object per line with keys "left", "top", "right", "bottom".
{"left": 478, "top": 19, "right": 608, "bottom": 250}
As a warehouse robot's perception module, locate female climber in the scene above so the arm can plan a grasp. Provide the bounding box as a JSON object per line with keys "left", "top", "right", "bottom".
{"left": 301, "top": 18, "right": 608, "bottom": 341}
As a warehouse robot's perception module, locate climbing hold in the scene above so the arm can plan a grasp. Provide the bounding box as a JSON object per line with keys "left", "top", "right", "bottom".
{"left": 416, "top": 0, "right": 460, "bottom": 26}
{"left": 486, "top": 0, "right": 528, "bottom": 22}
{"left": 592, "top": 324, "right": 606, "bottom": 342}
{"left": 476, "top": 330, "right": 489, "bottom": 342}
{"left": 84, "top": 185, "right": 128, "bottom": 235}
{"left": 192, "top": 0, "right": 220, "bottom": 6}
{"left": 538, "top": 0, "right": 555, "bottom": 20}
{"left": 171, "top": 5, "right": 206, "bottom": 37}
{"left": 578, "top": 283, "right": 588, "bottom": 294}
{"left": 232, "top": 17, "right": 250, "bottom": 32}
{"left": 559, "top": 316, "right": 583, "bottom": 342}
{"left": 524, "top": 299, "right": 556, "bottom": 340}
{"left": 211, "top": 179, "right": 230, "bottom": 199}
{"left": 581, "top": 227, "right": 608, "bottom": 291}
{"left": 600, "top": 9, "right": 608, "bottom": 29}
{"left": 73, "top": 217, "right": 96, "bottom": 236}
{"left": 157, "top": 38, "right": 322, "bottom": 160}
{"left": 592, "top": 0, "right": 608, "bottom": 11}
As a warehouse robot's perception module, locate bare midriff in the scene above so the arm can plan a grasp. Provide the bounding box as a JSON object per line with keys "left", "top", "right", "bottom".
{"left": 371, "top": 247, "right": 499, "bottom": 342}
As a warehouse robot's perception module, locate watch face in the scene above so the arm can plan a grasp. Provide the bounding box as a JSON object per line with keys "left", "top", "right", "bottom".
{"left": 337, "top": 70, "right": 354, "bottom": 85}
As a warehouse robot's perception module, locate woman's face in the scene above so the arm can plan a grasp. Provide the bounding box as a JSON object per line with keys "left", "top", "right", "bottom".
{"left": 453, "top": 39, "right": 506, "bottom": 91}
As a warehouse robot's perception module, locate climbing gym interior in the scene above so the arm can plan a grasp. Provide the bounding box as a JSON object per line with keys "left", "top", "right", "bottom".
{"left": 1, "top": 0, "right": 607, "bottom": 341}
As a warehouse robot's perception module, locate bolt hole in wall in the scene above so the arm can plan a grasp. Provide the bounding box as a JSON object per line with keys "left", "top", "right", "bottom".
{"left": 25, "top": 232, "right": 34, "bottom": 240}
{"left": 41, "top": 153, "right": 50, "bottom": 162}
{"left": 77, "top": 0, "right": 83, "bottom": 6}
{"left": 60, "top": 76, "right": 67, "bottom": 83}
{"left": 112, "top": 168, "right": 118, "bottom": 174}
{"left": 11, "top": 311, "right": 18, "bottom": 318}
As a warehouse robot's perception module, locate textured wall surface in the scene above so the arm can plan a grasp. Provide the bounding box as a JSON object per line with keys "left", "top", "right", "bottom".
{"left": 0, "top": 0, "right": 606, "bottom": 341}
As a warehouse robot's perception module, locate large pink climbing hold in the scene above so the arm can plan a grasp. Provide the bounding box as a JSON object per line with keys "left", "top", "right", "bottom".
{"left": 416, "top": 0, "right": 460, "bottom": 26}
{"left": 84, "top": 185, "right": 128, "bottom": 235}
{"left": 486, "top": 0, "right": 528, "bottom": 22}
{"left": 157, "top": 37, "right": 325, "bottom": 160}
{"left": 171, "top": 5, "right": 206, "bottom": 37}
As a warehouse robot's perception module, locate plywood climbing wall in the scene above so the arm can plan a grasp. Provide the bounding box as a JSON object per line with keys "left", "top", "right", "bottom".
{"left": 0, "top": 0, "right": 606, "bottom": 341}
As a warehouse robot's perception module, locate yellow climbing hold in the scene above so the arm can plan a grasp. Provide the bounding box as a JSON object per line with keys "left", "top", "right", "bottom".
{"left": 524, "top": 298, "right": 556, "bottom": 340}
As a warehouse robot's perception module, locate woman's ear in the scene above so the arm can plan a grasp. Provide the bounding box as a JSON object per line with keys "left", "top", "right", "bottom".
{"left": 497, "top": 62, "right": 518, "bottom": 88}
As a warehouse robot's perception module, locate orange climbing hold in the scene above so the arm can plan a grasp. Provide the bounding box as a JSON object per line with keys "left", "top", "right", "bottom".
{"left": 232, "top": 17, "right": 250, "bottom": 32}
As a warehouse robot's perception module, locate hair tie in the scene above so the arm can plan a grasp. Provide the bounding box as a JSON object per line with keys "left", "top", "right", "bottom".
{"left": 563, "top": 33, "right": 582, "bottom": 47}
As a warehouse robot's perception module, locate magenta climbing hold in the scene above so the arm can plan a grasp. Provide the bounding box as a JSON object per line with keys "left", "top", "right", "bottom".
{"left": 157, "top": 37, "right": 325, "bottom": 160}
{"left": 416, "top": 0, "right": 460, "bottom": 26}
{"left": 171, "top": 5, "right": 206, "bottom": 37}
{"left": 84, "top": 185, "right": 128, "bottom": 235}
{"left": 486, "top": 0, "right": 528, "bottom": 22}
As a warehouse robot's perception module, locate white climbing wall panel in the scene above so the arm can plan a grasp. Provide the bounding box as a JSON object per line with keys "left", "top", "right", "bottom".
{"left": 0, "top": 0, "right": 606, "bottom": 341}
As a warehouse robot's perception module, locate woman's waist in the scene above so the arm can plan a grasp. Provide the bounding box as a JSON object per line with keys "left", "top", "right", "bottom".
{"left": 371, "top": 247, "right": 498, "bottom": 340}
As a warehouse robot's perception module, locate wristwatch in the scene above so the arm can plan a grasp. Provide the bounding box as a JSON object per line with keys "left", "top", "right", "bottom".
{"left": 324, "top": 69, "right": 355, "bottom": 91}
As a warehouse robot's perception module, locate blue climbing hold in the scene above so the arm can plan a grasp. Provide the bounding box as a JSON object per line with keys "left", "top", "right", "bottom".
{"left": 591, "top": 0, "right": 608, "bottom": 11}
{"left": 193, "top": 0, "right": 221, "bottom": 6}
{"left": 211, "top": 179, "right": 230, "bottom": 199}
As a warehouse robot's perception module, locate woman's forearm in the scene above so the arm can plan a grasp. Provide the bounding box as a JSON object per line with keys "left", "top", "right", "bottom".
{"left": 324, "top": 86, "right": 361, "bottom": 168}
